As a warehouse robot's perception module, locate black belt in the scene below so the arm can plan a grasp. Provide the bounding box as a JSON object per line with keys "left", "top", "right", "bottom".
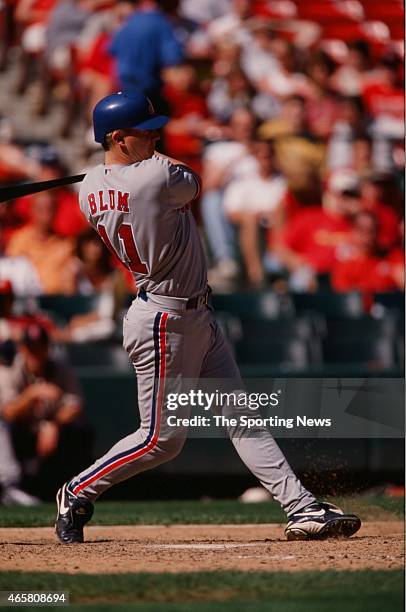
{"left": 186, "top": 286, "right": 212, "bottom": 310}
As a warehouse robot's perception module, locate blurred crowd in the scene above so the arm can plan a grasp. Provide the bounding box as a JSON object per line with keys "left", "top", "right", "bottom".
{"left": 0, "top": 0, "right": 403, "bottom": 294}
{"left": 0, "top": 0, "right": 404, "bottom": 292}
{"left": 0, "top": 0, "right": 404, "bottom": 503}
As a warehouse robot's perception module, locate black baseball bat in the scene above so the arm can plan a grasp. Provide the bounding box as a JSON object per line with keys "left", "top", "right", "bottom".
{"left": 0, "top": 173, "right": 86, "bottom": 203}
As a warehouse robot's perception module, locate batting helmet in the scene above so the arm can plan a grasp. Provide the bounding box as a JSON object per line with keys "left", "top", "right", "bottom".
{"left": 93, "top": 91, "right": 169, "bottom": 143}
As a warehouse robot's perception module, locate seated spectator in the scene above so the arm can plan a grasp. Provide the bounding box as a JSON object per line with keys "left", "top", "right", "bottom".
{"left": 0, "top": 124, "right": 43, "bottom": 184}
{"left": 206, "top": 0, "right": 252, "bottom": 47}
{"left": 258, "top": 95, "right": 325, "bottom": 197}
{"left": 207, "top": 64, "right": 256, "bottom": 123}
{"left": 332, "top": 212, "right": 404, "bottom": 293}
{"left": 0, "top": 223, "right": 42, "bottom": 297}
{"left": 6, "top": 192, "right": 76, "bottom": 294}
{"left": 0, "top": 279, "right": 57, "bottom": 353}
{"left": 305, "top": 51, "right": 340, "bottom": 140}
{"left": 223, "top": 140, "right": 287, "bottom": 286}
{"left": 331, "top": 40, "right": 375, "bottom": 97}
{"left": 240, "top": 19, "right": 278, "bottom": 86}
{"left": 360, "top": 173, "right": 400, "bottom": 250}
{"left": 0, "top": 323, "right": 93, "bottom": 500}
{"left": 56, "top": 228, "right": 128, "bottom": 342}
{"left": 271, "top": 170, "right": 358, "bottom": 291}
{"left": 179, "top": 0, "right": 231, "bottom": 25}
{"left": 200, "top": 107, "right": 258, "bottom": 286}
{"left": 362, "top": 53, "right": 404, "bottom": 144}
{"left": 12, "top": 146, "right": 87, "bottom": 239}
{"left": 163, "top": 63, "right": 210, "bottom": 172}
{"left": 256, "top": 39, "right": 310, "bottom": 100}
{"left": 326, "top": 96, "right": 371, "bottom": 171}
{"left": 14, "top": 0, "right": 57, "bottom": 97}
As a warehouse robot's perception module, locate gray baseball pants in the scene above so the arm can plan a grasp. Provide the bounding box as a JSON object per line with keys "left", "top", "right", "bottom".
{"left": 69, "top": 294, "right": 315, "bottom": 515}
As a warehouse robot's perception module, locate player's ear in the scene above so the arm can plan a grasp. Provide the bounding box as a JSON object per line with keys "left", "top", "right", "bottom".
{"left": 111, "top": 130, "right": 126, "bottom": 146}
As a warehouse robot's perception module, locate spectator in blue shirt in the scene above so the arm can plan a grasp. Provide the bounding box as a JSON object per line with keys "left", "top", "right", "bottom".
{"left": 110, "top": 0, "right": 184, "bottom": 111}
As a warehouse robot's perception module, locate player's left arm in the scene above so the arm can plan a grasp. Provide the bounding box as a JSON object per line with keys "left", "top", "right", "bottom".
{"left": 155, "top": 153, "right": 202, "bottom": 205}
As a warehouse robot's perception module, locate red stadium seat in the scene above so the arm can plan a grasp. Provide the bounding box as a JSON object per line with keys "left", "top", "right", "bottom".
{"left": 321, "top": 20, "right": 390, "bottom": 43}
{"left": 252, "top": 1, "right": 298, "bottom": 19}
{"left": 386, "top": 23, "right": 405, "bottom": 40}
{"left": 295, "top": 0, "right": 364, "bottom": 21}
{"left": 363, "top": 3, "right": 404, "bottom": 20}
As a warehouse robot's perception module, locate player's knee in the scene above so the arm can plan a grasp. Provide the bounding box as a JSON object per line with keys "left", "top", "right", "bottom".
{"left": 155, "top": 436, "right": 186, "bottom": 462}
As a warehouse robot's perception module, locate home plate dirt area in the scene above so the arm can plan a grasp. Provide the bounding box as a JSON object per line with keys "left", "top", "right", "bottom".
{"left": 0, "top": 522, "right": 403, "bottom": 574}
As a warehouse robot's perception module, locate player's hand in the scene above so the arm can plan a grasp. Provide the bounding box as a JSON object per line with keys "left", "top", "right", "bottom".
{"left": 28, "top": 383, "right": 63, "bottom": 404}
{"left": 36, "top": 420, "right": 59, "bottom": 457}
{"left": 56, "top": 403, "right": 82, "bottom": 425}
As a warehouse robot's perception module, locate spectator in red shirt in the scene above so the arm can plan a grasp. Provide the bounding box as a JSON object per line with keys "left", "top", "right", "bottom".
{"left": 361, "top": 53, "right": 404, "bottom": 142}
{"left": 272, "top": 170, "right": 358, "bottom": 291}
{"left": 332, "top": 211, "right": 403, "bottom": 293}
{"left": 13, "top": 156, "right": 87, "bottom": 239}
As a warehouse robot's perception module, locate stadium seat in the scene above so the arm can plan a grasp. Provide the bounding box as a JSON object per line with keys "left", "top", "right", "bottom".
{"left": 64, "top": 342, "right": 132, "bottom": 371}
{"left": 234, "top": 336, "right": 310, "bottom": 370}
{"left": 322, "top": 336, "right": 397, "bottom": 370}
{"left": 291, "top": 292, "right": 364, "bottom": 318}
{"left": 295, "top": 1, "right": 364, "bottom": 21}
{"left": 38, "top": 295, "right": 99, "bottom": 323}
{"left": 372, "top": 292, "right": 405, "bottom": 319}
{"left": 234, "top": 317, "right": 323, "bottom": 364}
{"left": 321, "top": 20, "right": 390, "bottom": 42}
{"left": 363, "top": 3, "right": 404, "bottom": 21}
{"left": 325, "top": 316, "right": 400, "bottom": 340}
{"left": 253, "top": 0, "right": 298, "bottom": 18}
{"left": 233, "top": 317, "right": 314, "bottom": 340}
{"left": 212, "top": 291, "right": 294, "bottom": 320}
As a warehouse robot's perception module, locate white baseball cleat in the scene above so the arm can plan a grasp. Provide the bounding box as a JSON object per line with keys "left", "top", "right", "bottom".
{"left": 285, "top": 501, "right": 361, "bottom": 541}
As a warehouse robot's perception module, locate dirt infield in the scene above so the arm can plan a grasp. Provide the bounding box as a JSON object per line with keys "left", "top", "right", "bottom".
{"left": 0, "top": 522, "right": 403, "bottom": 574}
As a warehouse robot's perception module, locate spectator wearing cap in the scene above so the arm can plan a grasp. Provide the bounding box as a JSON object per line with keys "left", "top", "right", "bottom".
{"left": 0, "top": 323, "right": 92, "bottom": 499}
{"left": 6, "top": 192, "right": 76, "bottom": 294}
{"left": 332, "top": 211, "right": 404, "bottom": 293}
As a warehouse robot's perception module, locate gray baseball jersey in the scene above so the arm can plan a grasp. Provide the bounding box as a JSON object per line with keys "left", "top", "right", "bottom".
{"left": 69, "top": 155, "right": 315, "bottom": 515}
{"left": 79, "top": 156, "right": 207, "bottom": 297}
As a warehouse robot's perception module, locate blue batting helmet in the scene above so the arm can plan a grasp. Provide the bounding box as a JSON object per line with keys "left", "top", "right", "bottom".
{"left": 93, "top": 91, "right": 169, "bottom": 143}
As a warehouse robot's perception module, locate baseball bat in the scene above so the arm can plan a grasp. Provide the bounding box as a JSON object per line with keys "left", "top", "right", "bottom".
{"left": 0, "top": 173, "right": 86, "bottom": 203}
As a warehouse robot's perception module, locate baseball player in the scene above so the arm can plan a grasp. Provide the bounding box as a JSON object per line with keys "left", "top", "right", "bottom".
{"left": 55, "top": 91, "right": 361, "bottom": 544}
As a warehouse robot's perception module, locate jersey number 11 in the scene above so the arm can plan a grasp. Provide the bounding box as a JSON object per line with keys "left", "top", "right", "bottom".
{"left": 98, "top": 223, "right": 148, "bottom": 274}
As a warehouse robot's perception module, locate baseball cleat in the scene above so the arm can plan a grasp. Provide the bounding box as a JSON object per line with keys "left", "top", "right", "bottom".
{"left": 55, "top": 483, "right": 94, "bottom": 544}
{"left": 285, "top": 501, "right": 361, "bottom": 541}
